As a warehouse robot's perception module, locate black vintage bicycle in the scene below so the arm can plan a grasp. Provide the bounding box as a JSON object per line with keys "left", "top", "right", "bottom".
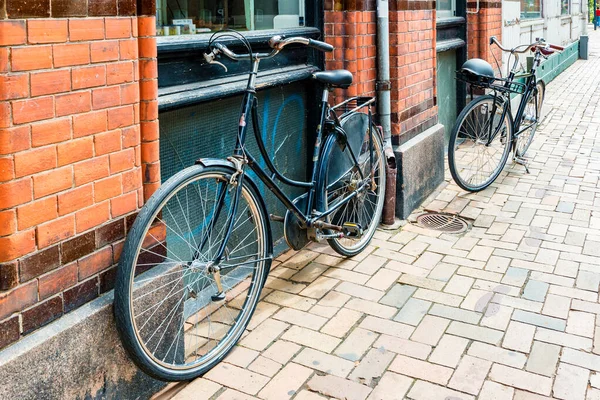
{"left": 448, "top": 36, "right": 564, "bottom": 192}
{"left": 114, "top": 32, "right": 385, "bottom": 381}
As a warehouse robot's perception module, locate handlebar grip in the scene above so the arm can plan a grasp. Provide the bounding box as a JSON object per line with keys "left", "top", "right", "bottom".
{"left": 549, "top": 43, "right": 564, "bottom": 51}
{"left": 308, "top": 39, "right": 334, "bottom": 53}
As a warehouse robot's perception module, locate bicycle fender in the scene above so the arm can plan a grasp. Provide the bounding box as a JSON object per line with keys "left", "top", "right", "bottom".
{"left": 195, "top": 157, "right": 274, "bottom": 284}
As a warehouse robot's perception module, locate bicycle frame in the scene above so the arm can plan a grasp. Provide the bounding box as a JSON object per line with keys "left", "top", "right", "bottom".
{"left": 203, "top": 56, "right": 375, "bottom": 265}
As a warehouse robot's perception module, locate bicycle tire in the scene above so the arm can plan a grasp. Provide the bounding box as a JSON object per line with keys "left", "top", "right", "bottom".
{"left": 114, "top": 164, "right": 271, "bottom": 381}
{"left": 316, "top": 122, "right": 386, "bottom": 257}
{"left": 515, "top": 81, "right": 544, "bottom": 158}
{"left": 448, "top": 94, "right": 513, "bottom": 192}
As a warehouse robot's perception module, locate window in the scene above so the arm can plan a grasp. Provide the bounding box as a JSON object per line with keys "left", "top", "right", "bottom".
{"left": 156, "top": 0, "right": 306, "bottom": 35}
{"left": 437, "top": 0, "right": 455, "bottom": 19}
{"left": 520, "top": 0, "right": 541, "bottom": 18}
{"left": 561, "top": 0, "right": 569, "bottom": 15}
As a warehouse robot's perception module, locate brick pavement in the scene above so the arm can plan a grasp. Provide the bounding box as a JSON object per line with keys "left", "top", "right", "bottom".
{"left": 154, "top": 30, "right": 600, "bottom": 400}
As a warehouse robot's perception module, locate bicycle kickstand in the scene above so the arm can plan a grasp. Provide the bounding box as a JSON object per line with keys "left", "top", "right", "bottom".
{"left": 513, "top": 155, "right": 530, "bottom": 174}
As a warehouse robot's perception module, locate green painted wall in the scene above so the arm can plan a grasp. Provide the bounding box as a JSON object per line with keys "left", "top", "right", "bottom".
{"left": 535, "top": 40, "right": 580, "bottom": 84}
{"left": 437, "top": 49, "right": 458, "bottom": 145}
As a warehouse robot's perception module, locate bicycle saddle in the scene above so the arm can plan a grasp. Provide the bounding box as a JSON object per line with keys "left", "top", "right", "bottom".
{"left": 461, "top": 58, "right": 494, "bottom": 81}
{"left": 313, "top": 70, "right": 353, "bottom": 89}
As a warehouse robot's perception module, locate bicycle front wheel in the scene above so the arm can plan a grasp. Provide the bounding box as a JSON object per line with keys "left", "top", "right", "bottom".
{"left": 317, "top": 122, "right": 386, "bottom": 257}
{"left": 448, "top": 95, "right": 513, "bottom": 192}
{"left": 515, "top": 81, "right": 544, "bottom": 157}
{"left": 114, "top": 164, "right": 271, "bottom": 381}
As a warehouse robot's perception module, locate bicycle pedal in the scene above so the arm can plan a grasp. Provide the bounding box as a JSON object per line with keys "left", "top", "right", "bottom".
{"left": 514, "top": 156, "right": 530, "bottom": 174}
{"left": 342, "top": 222, "right": 363, "bottom": 238}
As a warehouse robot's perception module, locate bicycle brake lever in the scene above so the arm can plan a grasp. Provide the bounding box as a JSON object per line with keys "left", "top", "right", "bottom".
{"left": 203, "top": 51, "right": 228, "bottom": 72}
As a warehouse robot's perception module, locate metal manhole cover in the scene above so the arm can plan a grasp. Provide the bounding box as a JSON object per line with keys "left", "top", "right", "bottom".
{"left": 416, "top": 212, "right": 469, "bottom": 234}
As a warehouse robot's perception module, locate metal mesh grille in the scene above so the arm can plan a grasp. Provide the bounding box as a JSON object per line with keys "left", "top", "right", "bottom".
{"left": 159, "top": 82, "right": 310, "bottom": 253}
{"left": 416, "top": 212, "right": 469, "bottom": 234}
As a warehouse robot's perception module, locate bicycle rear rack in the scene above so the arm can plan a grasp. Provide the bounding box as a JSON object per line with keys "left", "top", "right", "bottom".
{"left": 330, "top": 96, "right": 376, "bottom": 119}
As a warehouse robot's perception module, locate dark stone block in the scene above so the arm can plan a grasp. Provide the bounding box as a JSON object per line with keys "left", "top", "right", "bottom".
{"left": 6, "top": 0, "right": 50, "bottom": 17}
{"left": 395, "top": 123, "right": 445, "bottom": 219}
{"left": 99, "top": 266, "right": 117, "bottom": 294}
{"left": 51, "top": 0, "right": 87, "bottom": 17}
{"left": 61, "top": 231, "right": 95, "bottom": 265}
{"left": 89, "top": 0, "right": 117, "bottom": 16}
{"left": 118, "top": 0, "right": 136, "bottom": 16}
{"left": 19, "top": 246, "right": 60, "bottom": 283}
{"left": 137, "top": 243, "right": 167, "bottom": 275}
{"left": 0, "top": 316, "right": 19, "bottom": 351}
{"left": 0, "top": 262, "right": 19, "bottom": 291}
{"left": 21, "top": 296, "right": 63, "bottom": 335}
{"left": 125, "top": 212, "right": 139, "bottom": 233}
{"left": 96, "top": 219, "right": 125, "bottom": 249}
{"left": 64, "top": 278, "right": 99, "bottom": 313}
{"left": 0, "top": 0, "right": 6, "bottom": 19}
{"left": 137, "top": 0, "right": 156, "bottom": 16}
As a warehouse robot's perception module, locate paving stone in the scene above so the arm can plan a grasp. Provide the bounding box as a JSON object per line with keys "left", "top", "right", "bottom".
{"left": 400, "top": 240, "right": 429, "bottom": 257}
{"left": 291, "top": 391, "right": 324, "bottom": 400}
{"left": 265, "top": 277, "right": 306, "bottom": 294}
{"left": 366, "top": 371, "right": 413, "bottom": 400}
{"left": 485, "top": 256, "right": 511, "bottom": 274}
{"left": 262, "top": 340, "right": 301, "bottom": 365}
{"left": 428, "top": 334, "right": 469, "bottom": 368}
{"left": 299, "top": 276, "right": 339, "bottom": 299}
{"left": 427, "top": 262, "right": 459, "bottom": 282}
{"left": 393, "top": 298, "right": 431, "bottom": 325}
{"left": 567, "top": 310, "right": 596, "bottom": 338}
{"left": 241, "top": 319, "right": 289, "bottom": 351}
{"left": 388, "top": 354, "right": 453, "bottom": 385}
{"left": 491, "top": 293, "right": 543, "bottom": 313}
{"left": 290, "top": 263, "right": 330, "bottom": 283}
{"left": 553, "top": 362, "right": 589, "bottom": 400}
{"left": 458, "top": 266, "right": 503, "bottom": 282}
{"left": 409, "top": 315, "right": 449, "bottom": 346}
{"left": 247, "top": 302, "right": 281, "bottom": 330}
{"left": 365, "top": 268, "right": 401, "bottom": 291}
{"left": 319, "top": 307, "right": 363, "bottom": 338}
{"left": 478, "top": 381, "right": 514, "bottom": 400}
{"left": 428, "top": 303, "right": 482, "bottom": 325}
{"left": 358, "top": 315, "right": 414, "bottom": 339}
{"left": 489, "top": 364, "right": 552, "bottom": 396}
{"left": 334, "top": 327, "right": 377, "bottom": 361}
{"left": 413, "top": 251, "right": 444, "bottom": 270}
{"left": 306, "top": 374, "right": 372, "bottom": 400}
{"left": 447, "top": 321, "right": 503, "bottom": 345}
{"left": 413, "top": 288, "right": 463, "bottom": 307}
{"left": 346, "top": 298, "right": 397, "bottom": 319}
{"left": 548, "top": 284, "right": 598, "bottom": 302}
{"left": 335, "top": 281, "right": 384, "bottom": 302}
{"left": 561, "top": 348, "right": 600, "bottom": 371}
{"left": 473, "top": 280, "right": 521, "bottom": 296}
{"left": 444, "top": 275, "right": 475, "bottom": 296}
{"left": 284, "top": 251, "right": 319, "bottom": 270}
{"left": 554, "top": 260, "right": 580, "bottom": 278}
{"left": 309, "top": 304, "right": 338, "bottom": 319}
{"left": 172, "top": 378, "right": 222, "bottom": 400}
{"left": 378, "top": 284, "right": 416, "bottom": 307}
{"left": 349, "top": 348, "right": 396, "bottom": 386}
{"left": 542, "top": 294, "right": 571, "bottom": 319}
{"left": 257, "top": 363, "right": 313, "bottom": 400}
{"left": 448, "top": 355, "right": 492, "bottom": 395}
{"left": 535, "top": 327, "right": 593, "bottom": 351}
{"left": 576, "top": 270, "right": 600, "bottom": 292}
{"left": 264, "top": 291, "right": 317, "bottom": 311}
{"left": 248, "top": 356, "right": 281, "bottom": 378}
{"left": 460, "top": 288, "right": 493, "bottom": 312}
{"left": 467, "top": 341, "right": 527, "bottom": 368}
{"left": 530, "top": 271, "right": 575, "bottom": 287}
{"left": 224, "top": 346, "right": 260, "bottom": 368}
{"left": 272, "top": 308, "right": 327, "bottom": 331}
{"left": 511, "top": 309, "right": 566, "bottom": 331}
{"left": 397, "top": 275, "right": 445, "bottom": 291}
{"left": 353, "top": 254, "right": 387, "bottom": 275}
{"left": 293, "top": 348, "right": 355, "bottom": 378}
{"left": 282, "top": 326, "right": 341, "bottom": 353}
{"left": 215, "top": 389, "right": 257, "bottom": 400}
{"left": 526, "top": 341, "right": 560, "bottom": 377}
{"left": 503, "top": 321, "right": 536, "bottom": 353}
{"left": 373, "top": 334, "right": 432, "bottom": 360}
{"left": 502, "top": 267, "right": 529, "bottom": 287}
{"left": 317, "top": 291, "right": 350, "bottom": 308}
{"left": 406, "top": 379, "right": 475, "bottom": 400}
{"left": 205, "top": 363, "right": 270, "bottom": 395}
{"left": 481, "top": 303, "right": 513, "bottom": 331}
{"left": 522, "top": 280, "right": 549, "bottom": 302}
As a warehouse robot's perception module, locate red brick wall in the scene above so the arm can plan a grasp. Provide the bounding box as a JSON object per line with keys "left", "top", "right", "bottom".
{"left": 0, "top": 10, "right": 159, "bottom": 350}
{"left": 324, "top": 1, "right": 438, "bottom": 139}
{"left": 467, "top": 1, "right": 503, "bottom": 68}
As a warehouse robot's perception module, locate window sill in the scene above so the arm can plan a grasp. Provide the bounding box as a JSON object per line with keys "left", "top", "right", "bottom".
{"left": 520, "top": 18, "right": 544, "bottom": 27}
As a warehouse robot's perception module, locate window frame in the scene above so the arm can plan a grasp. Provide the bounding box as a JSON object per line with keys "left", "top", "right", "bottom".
{"left": 436, "top": 0, "right": 456, "bottom": 19}
{"left": 520, "top": 0, "right": 543, "bottom": 19}
{"left": 561, "top": 0, "right": 570, "bottom": 15}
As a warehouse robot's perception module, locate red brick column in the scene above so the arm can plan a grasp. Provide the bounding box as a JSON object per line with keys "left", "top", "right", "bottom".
{"left": 0, "top": 6, "right": 152, "bottom": 349}
{"left": 467, "top": 0, "right": 503, "bottom": 68}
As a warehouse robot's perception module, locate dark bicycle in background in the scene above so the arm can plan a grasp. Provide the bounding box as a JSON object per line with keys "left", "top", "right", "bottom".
{"left": 113, "top": 30, "right": 385, "bottom": 381}
{"left": 448, "top": 36, "right": 564, "bottom": 192}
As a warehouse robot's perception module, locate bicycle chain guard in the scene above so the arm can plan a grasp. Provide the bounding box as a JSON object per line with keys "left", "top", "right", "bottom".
{"left": 283, "top": 193, "right": 310, "bottom": 251}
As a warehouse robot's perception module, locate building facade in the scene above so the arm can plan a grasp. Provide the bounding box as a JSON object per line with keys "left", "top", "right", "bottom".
{"left": 0, "top": 0, "right": 587, "bottom": 397}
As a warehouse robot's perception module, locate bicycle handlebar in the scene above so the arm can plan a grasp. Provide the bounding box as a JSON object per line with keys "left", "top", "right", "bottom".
{"left": 489, "top": 35, "right": 563, "bottom": 54}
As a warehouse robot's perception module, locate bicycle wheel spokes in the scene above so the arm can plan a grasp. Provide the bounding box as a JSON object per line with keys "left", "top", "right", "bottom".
{"left": 516, "top": 82, "right": 543, "bottom": 157}
{"left": 450, "top": 97, "right": 512, "bottom": 191}
{"left": 128, "top": 170, "right": 267, "bottom": 372}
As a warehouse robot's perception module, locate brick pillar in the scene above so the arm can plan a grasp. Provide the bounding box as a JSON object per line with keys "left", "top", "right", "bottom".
{"left": 389, "top": 2, "right": 438, "bottom": 139}
{"left": 0, "top": 1, "right": 154, "bottom": 350}
{"left": 324, "top": 2, "right": 378, "bottom": 104}
{"left": 467, "top": 0, "right": 503, "bottom": 68}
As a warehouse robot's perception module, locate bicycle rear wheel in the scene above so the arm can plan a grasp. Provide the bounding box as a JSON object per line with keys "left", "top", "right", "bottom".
{"left": 317, "top": 122, "right": 385, "bottom": 257}
{"left": 515, "top": 81, "right": 544, "bottom": 157}
{"left": 114, "top": 164, "right": 270, "bottom": 381}
{"left": 448, "top": 94, "right": 513, "bottom": 192}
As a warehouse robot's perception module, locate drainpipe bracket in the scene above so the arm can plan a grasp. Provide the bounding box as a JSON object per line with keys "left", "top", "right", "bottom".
{"left": 376, "top": 80, "right": 392, "bottom": 91}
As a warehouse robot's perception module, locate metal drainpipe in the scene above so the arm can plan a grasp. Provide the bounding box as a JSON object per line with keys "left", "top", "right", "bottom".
{"left": 376, "top": 0, "right": 398, "bottom": 226}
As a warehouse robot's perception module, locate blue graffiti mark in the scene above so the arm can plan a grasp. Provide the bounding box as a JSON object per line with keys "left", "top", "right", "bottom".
{"left": 272, "top": 94, "right": 305, "bottom": 157}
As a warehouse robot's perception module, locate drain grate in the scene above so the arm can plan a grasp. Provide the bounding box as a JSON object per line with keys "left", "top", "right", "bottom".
{"left": 416, "top": 212, "right": 469, "bottom": 234}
